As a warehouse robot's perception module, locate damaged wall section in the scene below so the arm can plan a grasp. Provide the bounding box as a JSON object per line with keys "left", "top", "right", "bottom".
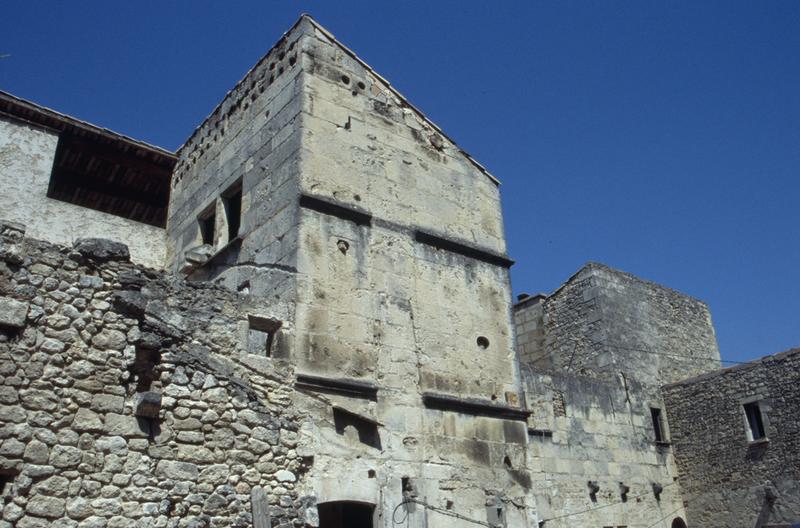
{"left": 0, "top": 222, "right": 310, "bottom": 527}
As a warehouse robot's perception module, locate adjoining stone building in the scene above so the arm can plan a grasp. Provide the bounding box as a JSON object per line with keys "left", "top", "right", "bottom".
{"left": 0, "top": 14, "right": 798, "bottom": 528}
{"left": 663, "top": 348, "right": 800, "bottom": 528}
{"left": 514, "top": 264, "right": 799, "bottom": 528}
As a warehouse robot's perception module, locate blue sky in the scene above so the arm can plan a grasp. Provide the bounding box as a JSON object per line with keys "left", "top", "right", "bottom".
{"left": 2, "top": 2, "right": 798, "bottom": 363}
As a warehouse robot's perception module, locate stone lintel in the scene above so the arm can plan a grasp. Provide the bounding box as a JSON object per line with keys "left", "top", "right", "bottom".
{"left": 295, "top": 373, "right": 378, "bottom": 400}
{"left": 422, "top": 391, "right": 530, "bottom": 421}
{"left": 414, "top": 230, "right": 514, "bottom": 268}
{"left": 299, "top": 194, "right": 372, "bottom": 226}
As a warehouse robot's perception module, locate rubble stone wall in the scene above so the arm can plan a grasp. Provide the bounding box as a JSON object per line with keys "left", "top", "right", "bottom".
{"left": 0, "top": 223, "right": 309, "bottom": 528}
{"left": 663, "top": 349, "right": 800, "bottom": 528}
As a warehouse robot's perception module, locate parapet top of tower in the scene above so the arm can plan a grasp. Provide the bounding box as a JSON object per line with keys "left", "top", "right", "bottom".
{"left": 172, "top": 14, "right": 499, "bottom": 189}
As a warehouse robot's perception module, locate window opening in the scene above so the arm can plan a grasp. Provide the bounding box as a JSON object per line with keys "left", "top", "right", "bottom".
{"left": 317, "top": 501, "right": 374, "bottom": 528}
{"left": 222, "top": 181, "right": 242, "bottom": 242}
{"left": 743, "top": 401, "right": 766, "bottom": 441}
{"left": 651, "top": 407, "right": 666, "bottom": 442}
{"left": 247, "top": 315, "right": 281, "bottom": 357}
{"left": 333, "top": 408, "right": 381, "bottom": 449}
{"left": 199, "top": 208, "right": 216, "bottom": 245}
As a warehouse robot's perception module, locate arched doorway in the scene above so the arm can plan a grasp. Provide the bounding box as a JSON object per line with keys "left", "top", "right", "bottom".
{"left": 318, "top": 501, "right": 374, "bottom": 528}
{"left": 671, "top": 517, "right": 688, "bottom": 528}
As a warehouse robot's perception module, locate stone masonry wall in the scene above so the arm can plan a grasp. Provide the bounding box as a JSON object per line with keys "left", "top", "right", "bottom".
{"left": 294, "top": 17, "right": 518, "bottom": 401}
{"left": 0, "top": 222, "right": 310, "bottom": 528}
{"left": 523, "top": 370, "right": 686, "bottom": 528}
{"left": 662, "top": 349, "right": 800, "bottom": 528}
{"left": 515, "top": 263, "right": 721, "bottom": 387}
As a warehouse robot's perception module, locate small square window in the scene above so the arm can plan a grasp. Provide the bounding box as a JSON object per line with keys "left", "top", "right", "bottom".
{"left": 247, "top": 315, "right": 281, "bottom": 357}
{"left": 743, "top": 401, "right": 766, "bottom": 441}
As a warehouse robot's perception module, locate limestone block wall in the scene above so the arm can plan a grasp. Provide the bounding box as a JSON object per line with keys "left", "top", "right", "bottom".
{"left": 293, "top": 19, "right": 518, "bottom": 401}
{"left": 522, "top": 370, "right": 686, "bottom": 528}
{"left": 662, "top": 349, "right": 800, "bottom": 528}
{"left": 298, "top": 26, "right": 507, "bottom": 255}
{"left": 0, "top": 118, "right": 166, "bottom": 269}
{"left": 0, "top": 224, "right": 309, "bottom": 528}
{"left": 286, "top": 22, "right": 532, "bottom": 527}
{"left": 514, "top": 263, "right": 721, "bottom": 386}
{"left": 295, "top": 390, "right": 535, "bottom": 528}
{"left": 165, "top": 19, "right": 311, "bottom": 299}
{"left": 158, "top": 16, "right": 532, "bottom": 526}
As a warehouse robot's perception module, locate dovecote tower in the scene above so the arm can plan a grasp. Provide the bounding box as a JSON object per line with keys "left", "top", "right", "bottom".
{"left": 166, "top": 16, "right": 533, "bottom": 527}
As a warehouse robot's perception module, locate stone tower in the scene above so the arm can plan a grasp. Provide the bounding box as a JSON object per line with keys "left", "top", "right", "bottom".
{"left": 166, "top": 15, "right": 533, "bottom": 527}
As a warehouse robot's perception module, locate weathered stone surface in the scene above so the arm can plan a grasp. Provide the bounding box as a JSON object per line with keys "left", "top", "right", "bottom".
{"left": 73, "top": 238, "right": 130, "bottom": 262}
{"left": 91, "top": 329, "right": 127, "bottom": 351}
{"left": 72, "top": 408, "right": 104, "bottom": 432}
{"left": 66, "top": 497, "right": 93, "bottom": 520}
{"left": 49, "top": 445, "right": 82, "bottom": 468}
{"left": 0, "top": 296, "right": 28, "bottom": 328}
{"left": 155, "top": 460, "right": 198, "bottom": 481}
{"left": 23, "top": 439, "right": 49, "bottom": 464}
{"left": 275, "top": 469, "right": 296, "bottom": 483}
{"left": 109, "top": 290, "right": 146, "bottom": 318}
{"left": 90, "top": 394, "right": 124, "bottom": 414}
{"left": 25, "top": 496, "right": 66, "bottom": 518}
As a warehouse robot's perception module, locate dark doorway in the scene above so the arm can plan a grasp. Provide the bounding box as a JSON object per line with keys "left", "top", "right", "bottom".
{"left": 671, "top": 517, "right": 688, "bottom": 528}
{"left": 318, "top": 501, "right": 374, "bottom": 528}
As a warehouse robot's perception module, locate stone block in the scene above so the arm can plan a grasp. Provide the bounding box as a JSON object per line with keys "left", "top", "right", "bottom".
{"left": 73, "top": 238, "right": 130, "bottom": 262}
{"left": 0, "top": 297, "right": 28, "bottom": 328}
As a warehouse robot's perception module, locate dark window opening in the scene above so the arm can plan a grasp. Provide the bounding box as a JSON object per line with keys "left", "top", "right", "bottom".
{"left": 671, "top": 518, "right": 688, "bottom": 528}
{"left": 333, "top": 408, "right": 381, "bottom": 449}
{"left": 47, "top": 134, "right": 172, "bottom": 227}
{"left": 744, "top": 401, "right": 766, "bottom": 441}
{"left": 651, "top": 407, "right": 666, "bottom": 442}
{"left": 199, "top": 209, "right": 216, "bottom": 245}
{"left": 317, "top": 501, "right": 374, "bottom": 528}
{"left": 247, "top": 315, "right": 281, "bottom": 357}
{"left": 222, "top": 181, "right": 242, "bottom": 242}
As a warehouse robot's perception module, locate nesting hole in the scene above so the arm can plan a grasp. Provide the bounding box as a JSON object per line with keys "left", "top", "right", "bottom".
{"left": 367, "top": 469, "right": 376, "bottom": 478}
{"left": 357, "top": 81, "right": 366, "bottom": 90}
{"left": 341, "top": 75, "right": 350, "bottom": 85}
{"left": 477, "top": 336, "right": 490, "bottom": 349}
